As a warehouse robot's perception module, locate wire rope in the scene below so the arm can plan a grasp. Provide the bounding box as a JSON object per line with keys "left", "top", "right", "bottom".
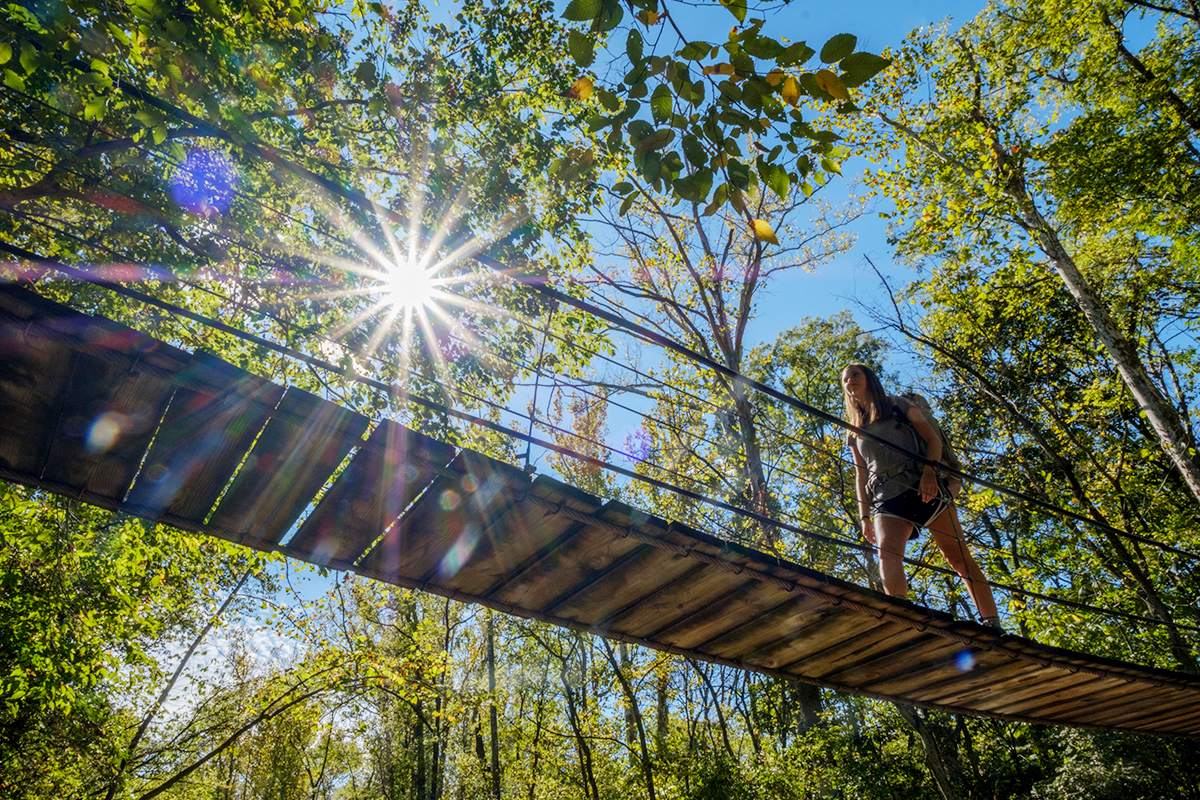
{"left": 6, "top": 247, "right": 1199, "bottom": 637}
{"left": 9, "top": 71, "right": 1200, "bottom": 637}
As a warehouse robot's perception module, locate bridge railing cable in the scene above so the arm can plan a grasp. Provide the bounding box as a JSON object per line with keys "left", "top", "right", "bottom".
{"left": 5, "top": 249, "right": 1199, "bottom": 638}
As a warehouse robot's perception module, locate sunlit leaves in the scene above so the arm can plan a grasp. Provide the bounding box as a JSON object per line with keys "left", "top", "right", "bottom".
{"left": 781, "top": 75, "right": 801, "bottom": 106}
{"left": 563, "top": 0, "right": 602, "bottom": 21}
{"left": 815, "top": 69, "right": 850, "bottom": 101}
{"left": 559, "top": 3, "right": 887, "bottom": 216}
{"left": 750, "top": 218, "right": 778, "bottom": 244}
{"left": 567, "top": 76, "right": 595, "bottom": 100}
{"left": 719, "top": 0, "right": 747, "bottom": 23}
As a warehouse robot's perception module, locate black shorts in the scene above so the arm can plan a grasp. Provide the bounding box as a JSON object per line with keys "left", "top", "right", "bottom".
{"left": 873, "top": 488, "right": 949, "bottom": 541}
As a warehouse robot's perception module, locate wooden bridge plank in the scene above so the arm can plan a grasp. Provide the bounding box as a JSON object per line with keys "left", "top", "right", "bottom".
{"left": 435, "top": 472, "right": 596, "bottom": 594}
{"left": 208, "top": 388, "right": 370, "bottom": 548}
{"left": 919, "top": 658, "right": 1051, "bottom": 707}
{"left": 442, "top": 477, "right": 606, "bottom": 602}
{"left": 0, "top": 312, "right": 80, "bottom": 480}
{"left": 125, "top": 352, "right": 283, "bottom": 526}
{"left": 358, "top": 451, "right": 528, "bottom": 582}
{"left": 614, "top": 558, "right": 755, "bottom": 639}
{"left": 783, "top": 624, "right": 932, "bottom": 678}
{"left": 5, "top": 288, "right": 1200, "bottom": 737}
{"left": 543, "top": 504, "right": 703, "bottom": 626}
{"left": 290, "top": 420, "right": 454, "bottom": 567}
{"left": 834, "top": 638, "right": 968, "bottom": 693}
{"left": 645, "top": 577, "right": 776, "bottom": 650}
{"left": 972, "top": 672, "right": 1109, "bottom": 714}
{"left": 1063, "top": 684, "right": 1196, "bottom": 728}
{"left": 1030, "top": 681, "right": 1171, "bottom": 722}
{"left": 595, "top": 562, "right": 711, "bottom": 629}
{"left": 686, "top": 593, "right": 834, "bottom": 664}
{"left": 748, "top": 613, "right": 901, "bottom": 672}
{"left": 1124, "top": 702, "right": 1200, "bottom": 734}
{"left": 41, "top": 350, "right": 179, "bottom": 504}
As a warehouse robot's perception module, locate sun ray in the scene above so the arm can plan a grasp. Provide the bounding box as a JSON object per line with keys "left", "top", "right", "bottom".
{"left": 325, "top": 297, "right": 395, "bottom": 342}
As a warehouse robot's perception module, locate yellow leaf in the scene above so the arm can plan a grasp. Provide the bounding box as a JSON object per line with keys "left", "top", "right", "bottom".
{"left": 714, "top": 62, "right": 735, "bottom": 75}
{"left": 566, "top": 76, "right": 594, "bottom": 101}
{"left": 750, "top": 219, "right": 779, "bottom": 245}
{"left": 781, "top": 76, "right": 800, "bottom": 106}
{"left": 815, "top": 69, "right": 849, "bottom": 101}
{"left": 639, "top": 9, "right": 659, "bottom": 24}
{"left": 765, "top": 68, "right": 785, "bottom": 86}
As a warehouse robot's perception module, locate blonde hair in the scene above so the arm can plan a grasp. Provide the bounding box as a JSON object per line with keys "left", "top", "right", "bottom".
{"left": 843, "top": 363, "right": 891, "bottom": 428}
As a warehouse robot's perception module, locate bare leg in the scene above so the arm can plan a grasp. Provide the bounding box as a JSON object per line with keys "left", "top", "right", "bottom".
{"left": 927, "top": 505, "right": 999, "bottom": 619}
{"left": 874, "top": 515, "right": 915, "bottom": 598}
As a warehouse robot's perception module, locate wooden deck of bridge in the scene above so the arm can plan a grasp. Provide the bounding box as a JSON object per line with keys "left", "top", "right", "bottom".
{"left": 1, "top": 283, "right": 1197, "bottom": 737}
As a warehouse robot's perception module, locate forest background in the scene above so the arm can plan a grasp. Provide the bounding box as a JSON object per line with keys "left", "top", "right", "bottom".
{"left": 2, "top": 0, "right": 1199, "bottom": 798}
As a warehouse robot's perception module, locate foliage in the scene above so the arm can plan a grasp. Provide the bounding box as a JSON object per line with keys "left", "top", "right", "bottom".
{"left": 845, "top": 0, "right": 1200, "bottom": 669}
{"left": 559, "top": 0, "right": 891, "bottom": 222}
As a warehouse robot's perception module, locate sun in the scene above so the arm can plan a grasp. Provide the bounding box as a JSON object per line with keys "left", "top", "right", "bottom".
{"left": 386, "top": 257, "right": 435, "bottom": 308}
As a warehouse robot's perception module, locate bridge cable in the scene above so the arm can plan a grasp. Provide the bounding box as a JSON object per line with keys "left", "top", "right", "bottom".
{"left": 6, "top": 247, "right": 1199, "bottom": 636}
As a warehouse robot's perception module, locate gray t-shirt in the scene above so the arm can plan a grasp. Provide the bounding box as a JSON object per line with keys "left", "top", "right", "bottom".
{"left": 848, "top": 396, "right": 922, "bottom": 504}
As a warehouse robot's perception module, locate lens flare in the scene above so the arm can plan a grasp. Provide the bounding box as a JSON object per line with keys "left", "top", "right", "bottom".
{"left": 387, "top": 257, "right": 434, "bottom": 308}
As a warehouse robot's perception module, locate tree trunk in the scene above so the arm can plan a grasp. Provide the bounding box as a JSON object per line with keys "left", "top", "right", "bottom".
{"left": 892, "top": 703, "right": 967, "bottom": 800}
{"left": 1013, "top": 197, "right": 1200, "bottom": 509}
{"left": 655, "top": 666, "right": 669, "bottom": 759}
{"left": 789, "top": 682, "right": 823, "bottom": 734}
{"left": 487, "top": 612, "right": 501, "bottom": 800}
{"left": 604, "top": 641, "right": 657, "bottom": 800}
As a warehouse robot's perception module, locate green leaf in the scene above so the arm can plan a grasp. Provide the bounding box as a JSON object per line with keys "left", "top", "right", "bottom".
{"left": 744, "top": 36, "right": 783, "bottom": 60}
{"left": 3, "top": 68, "right": 24, "bottom": 92}
{"left": 626, "top": 29, "right": 643, "bottom": 63}
{"left": 597, "top": 87, "right": 620, "bottom": 111}
{"left": 840, "top": 51, "right": 891, "bottom": 87}
{"left": 799, "top": 72, "right": 832, "bottom": 102}
{"left": 682, "top": 135, "right": 707, "bottom": 167}
{"left": 778, "top": 41, "right": 814, "bottom": 66}
{"left": 627, "top": 119, "right": 654, "bottom": 142}
{"left": 354, "top": 60, "right": 377, "bottom": 84}
{"left": 741, "top": 77, "right": 766, "bottom": 109}
{"left": 569, "top": 30, "right": 595, "bottom": 67}
{"left": 820, "top": 33, "right": 857, "bottom": 64}
{"left": 719, "top": 0, "right": 747, "bottom": 23}
{"left": 673, "top": 168, "right": 713, "bottom": 202}
{"left": 717, "top": 80, "right": 742, "bottom": 102}
{"left": 650, "top": 84, "right": 672, "bottom": 123}
{"left": 758, "top": 158, "right": 790, "bottom": 200}
{"left": 679, "top": 41, "right": 709, "bottom": 60}
{"left": 19, "top": 42, "right": 37, "bottom": 75}
{"left": 703, "top": 182, "right": 728, "bottom": 215}
{"left": 83, "top": 94, "right": 106, "bottom": 120}
{"left": 0, "top": 43, "right": 11, "bottom": 66}
{"left": 821, "top": 157, "right": 842, "bottom": 175}
{"left": 563, "top": 0, "right": 601, "bottom": 21}
{"left": 728, "top": 157, "right": 751, "bottom": 190}
{"left": 612, "top": 181, "right": 634, "bottom": 194}
{"left": 619, "top": 191, "right": 638, "bottom": 215}
{"left": 596, "top": 0, "right": 623, "bottom": 32}
{"left": 636, "top": 128, "right": 675, "bottom": 154}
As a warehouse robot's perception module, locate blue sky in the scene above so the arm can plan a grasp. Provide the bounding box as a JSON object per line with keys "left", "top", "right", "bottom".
{"left": 729, "top": 0, "right": 988, "bottom": 344}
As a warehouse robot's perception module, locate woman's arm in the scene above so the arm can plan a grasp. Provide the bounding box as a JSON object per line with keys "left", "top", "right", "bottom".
{"left": 905, "top": 404, "right": 943, "bottom": 502}
{"left": 848, "top": 438, "right": 876, "bottom": 543}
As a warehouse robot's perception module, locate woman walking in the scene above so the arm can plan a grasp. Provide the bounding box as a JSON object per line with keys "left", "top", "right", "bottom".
{"left": 841, "top": 363, "right": 1001, "bottom": 628}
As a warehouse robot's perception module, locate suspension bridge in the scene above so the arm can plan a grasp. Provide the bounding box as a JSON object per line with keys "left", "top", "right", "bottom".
{"left": 1, "top": 282, "right": 1198, "bottom": 737}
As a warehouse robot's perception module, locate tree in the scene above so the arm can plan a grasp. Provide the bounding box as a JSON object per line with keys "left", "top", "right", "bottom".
{"left": 850, "top": 0, "right": 1200, "bottom": 508}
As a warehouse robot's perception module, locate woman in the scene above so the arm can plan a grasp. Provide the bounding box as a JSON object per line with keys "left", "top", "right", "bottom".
{"left": 841, "top": 363, "right": 1001, "bottom": 628}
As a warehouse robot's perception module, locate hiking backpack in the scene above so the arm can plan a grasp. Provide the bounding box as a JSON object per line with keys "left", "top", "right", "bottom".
{"left": 895, "top": 392, "right": 965, "bottom": 497}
